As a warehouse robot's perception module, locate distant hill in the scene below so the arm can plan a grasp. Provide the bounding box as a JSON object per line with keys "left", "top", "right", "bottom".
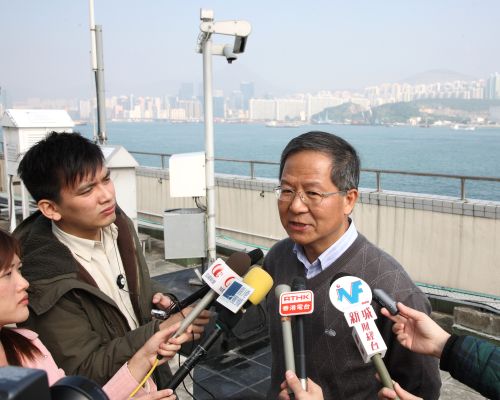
{"left": 312, "top": 99, "right": 500, "bottom": 125}
{"left": 400, "top": 69, "right": 476, "bottom": 85}
{"left": 314, "top": 102, "right": 368, "bottom": 123}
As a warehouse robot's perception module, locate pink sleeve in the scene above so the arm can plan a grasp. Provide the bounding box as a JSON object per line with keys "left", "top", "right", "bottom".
{"left": 21, "top": 336, "right": 66, "bottom": 386}
{"left": 102, "top": 363, "right": 157, "bottom": 399}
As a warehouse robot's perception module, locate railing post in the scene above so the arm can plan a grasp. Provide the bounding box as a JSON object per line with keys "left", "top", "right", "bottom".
{"left": 376, "top": 172, "right": 381, "bottom": 192}
{"left": 250, "top": 162, "right": 255, "bottom": 179}
{"left": 460, "top": 177, "right": 466, "bottom": 200}
{"left": 161, "top": 155, "right": 165, "bottom": 169}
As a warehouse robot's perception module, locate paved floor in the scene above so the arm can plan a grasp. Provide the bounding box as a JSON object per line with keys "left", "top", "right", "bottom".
{"left": 144, "top": 236, "right": 487, "bottom": 400}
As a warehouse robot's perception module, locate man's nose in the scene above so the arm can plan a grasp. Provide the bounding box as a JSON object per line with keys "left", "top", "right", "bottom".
{"left": 289, "top": 191, "right": 308, "bottom": 211}
{"left": 98, "top": 183, "right": 114, "bottom": 201}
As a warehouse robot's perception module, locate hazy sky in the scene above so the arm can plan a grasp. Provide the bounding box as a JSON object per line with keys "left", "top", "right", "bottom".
{"left": 1, "top": 0, "right": 499, "bottom": 101}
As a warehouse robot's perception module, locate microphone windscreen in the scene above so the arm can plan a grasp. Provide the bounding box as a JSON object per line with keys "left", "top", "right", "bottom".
{"left": 225, "top": 251, "right": 252, "bottom": 277}
{"left": 248, "top": 248, "right": 264, "bottom": 265}
{"left": 243, "top": 267, "right": 274, "bottom": 305}
{"left": 275, "top": 284, "right": 291, "bottom": 299}
{"left": 330, "top": 272, "right": 350, "bottom": 285}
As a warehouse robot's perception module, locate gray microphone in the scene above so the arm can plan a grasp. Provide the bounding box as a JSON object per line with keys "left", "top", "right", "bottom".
{"left": 275, "top": 284, "right": 296, "bottom": 376}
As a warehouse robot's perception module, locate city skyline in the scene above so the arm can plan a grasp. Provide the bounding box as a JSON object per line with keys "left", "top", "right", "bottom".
{"left": 1, "top": 1, "right": 499, "bottom": 102}
{"left": 8, "top": 73, "right": 497, "bottom": 126}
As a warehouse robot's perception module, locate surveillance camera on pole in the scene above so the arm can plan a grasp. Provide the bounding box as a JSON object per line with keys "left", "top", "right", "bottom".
{"left": 198, "top": 11, "right": 251, "bottom": 60}
{"left": 196, "top": 9, "right": 252, "bottom": 264}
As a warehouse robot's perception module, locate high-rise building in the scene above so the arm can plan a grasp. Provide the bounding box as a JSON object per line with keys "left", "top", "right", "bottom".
{"left": 249, "top": 99, "right": 276, "bottom": 121}
{"left": 228, "top": 90, "right": 244, "bottom": 113}
{"left": 485, "top": 73, "right": 500, "bottom": 100}
{"left": 276, "top": 98, "right": 305, "bottom": 121}
{"left": 306, "top": 93, "right": 343, "bottom": 120}
{"left": 240, "top": 81, "right": 254, "bottom": 111}
{"left": 79, "top": 100, "right": 92, "bottom": 120}
{"left": 179, "top": 82, "right": 194, "bottom": 100}
{"left": 213, "top": 90, "right": 225, "bottom": 119}
{"left": 129, "top": 94, "right": 135, "bottom": 111}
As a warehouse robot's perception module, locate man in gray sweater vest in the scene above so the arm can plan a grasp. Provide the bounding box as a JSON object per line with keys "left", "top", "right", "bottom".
{"left": 264, "top": 131, "right": 441, "bottom": 399}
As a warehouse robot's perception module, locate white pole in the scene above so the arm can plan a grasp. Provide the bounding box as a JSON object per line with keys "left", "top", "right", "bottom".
{"left": 89, "top": 0, "right": 98, "bottom": 142}
{"left": 94, "top": 25, "right": 107, "bottom": 144}
{"left": 89, "top": 0, "right": 97, "bottom": 71}
{"left": 8, "top": 175, "right": 16, "bottom": 232}
{"left": 21, "top": 184, "right": 30, "bottom": 221}
{"left": 202, "top": 38, "right": 216, "bottom": 264}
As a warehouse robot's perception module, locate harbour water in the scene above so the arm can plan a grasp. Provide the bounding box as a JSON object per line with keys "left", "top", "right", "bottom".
{"left": 78, "top": 122, "right": 500, "bottom": 201}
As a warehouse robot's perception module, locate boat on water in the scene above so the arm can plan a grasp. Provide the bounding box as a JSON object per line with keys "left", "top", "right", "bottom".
{"left": 265, "top": 120, "right": 306, "bottom": 128}
{"left": 452, "top": 123, "right": 476, "bottom": 131}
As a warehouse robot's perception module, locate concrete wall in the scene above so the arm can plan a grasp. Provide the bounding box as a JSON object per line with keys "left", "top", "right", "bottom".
{"left": 4, "top": 156, "right": 497, "bottom": 296}
{"left": 354, "top": 198, "right": 500, "bottom": 295}
{"left": 135, "top": 166, "right": 500, "bottom": 297}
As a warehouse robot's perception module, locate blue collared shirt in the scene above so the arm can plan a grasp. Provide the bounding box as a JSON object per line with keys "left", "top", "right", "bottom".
{"left": 294, "top": 218, "right": 358, "bottom": 279}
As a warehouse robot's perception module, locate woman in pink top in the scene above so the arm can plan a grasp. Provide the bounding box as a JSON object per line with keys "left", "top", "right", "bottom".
{"left": 0, "top": 229, "right": 188, "bottom": 399}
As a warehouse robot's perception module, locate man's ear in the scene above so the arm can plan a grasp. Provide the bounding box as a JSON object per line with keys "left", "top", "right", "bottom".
{"left": 38, "top": 199, "right": 62, "bottom": 221}
{"left": 343, "top": 188, "right": 359, "bottom": 216}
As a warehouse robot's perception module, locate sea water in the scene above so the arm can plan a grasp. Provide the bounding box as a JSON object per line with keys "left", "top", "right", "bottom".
{"left": 78, "top": 122, "right": 500, "bottom": 201}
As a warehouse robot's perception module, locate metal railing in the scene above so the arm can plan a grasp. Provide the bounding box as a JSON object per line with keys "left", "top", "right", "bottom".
{"left": 129, "top": 150, "right": 500, "bottom": 201}
{"left": 362, "top": 168, "right": 500, "bottom": 201}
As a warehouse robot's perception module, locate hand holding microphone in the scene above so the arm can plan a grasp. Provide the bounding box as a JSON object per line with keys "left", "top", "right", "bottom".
{"left": 381, "top": 302, "right": 451, "bottom": 359}
{"left": 278, "top": 370, "right": 324, "bottom": 400}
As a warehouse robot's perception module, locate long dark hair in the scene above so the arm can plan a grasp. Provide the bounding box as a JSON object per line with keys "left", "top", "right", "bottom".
{"left": 0, "top": 229, "right": 41, "bottom": 366}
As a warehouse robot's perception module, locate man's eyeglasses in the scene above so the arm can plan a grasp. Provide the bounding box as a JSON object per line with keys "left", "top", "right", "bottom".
{"left": 274, "top": 186, "right": 346, "bottom": 206}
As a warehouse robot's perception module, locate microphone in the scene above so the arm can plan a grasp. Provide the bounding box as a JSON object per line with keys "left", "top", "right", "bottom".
{"left": 167, "top": 249, "right": 264, "bottom": 315}
{"left": 247, "top": 248, "right": 264, "bottom": 265}
{"left": 275, "top": 284, "right": 296, "bottom": 375}
{"left": 291, "top": 277, "right": 308, "bottom": 391}
{"left": 372, "top": 288, "right": 398, "bottom": 316}
{"left": 171, "top": 251, "right": 253, "bottom": 338}
{"left": 329, "top": 274, "right": 396, "bottom": 394}
{"left": 167, "top": 267, "right": 274, "bottom": 390}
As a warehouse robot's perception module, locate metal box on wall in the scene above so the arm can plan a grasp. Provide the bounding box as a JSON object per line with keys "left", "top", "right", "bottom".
{"left": 169, "top": 152, "right": 205, "bottom": 198}
{"left": 163, "top": 208, "right": 206, "bottom": 259}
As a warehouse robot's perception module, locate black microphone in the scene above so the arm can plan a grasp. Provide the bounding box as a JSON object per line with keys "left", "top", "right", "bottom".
{"left": 247, "top": 248, "right": 264, "bottom": 265}
{"left": 167, "top": 267, "right": 274, "bottom": 390}
{"left": 291, "top": 276, "right": 308, "bottom": 391}
{"left": 372, "top": 288, "right": 398, "bottom": 316}
{"left": 167, "top": 306, "right": 243, "bottom": 390}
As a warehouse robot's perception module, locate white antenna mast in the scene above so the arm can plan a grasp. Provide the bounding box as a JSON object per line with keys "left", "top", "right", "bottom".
{"left": 88, "top": 0, "right": 107, "bottom": 144}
